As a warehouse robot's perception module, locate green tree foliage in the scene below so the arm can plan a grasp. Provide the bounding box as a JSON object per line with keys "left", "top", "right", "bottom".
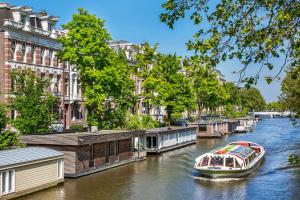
{"left": 134, "top": 42, "right": 159, "bottom": 114}
{"left": 58, "top": 8, "right": 135, "bottom": 128}
{"left": 281, "top": 66, "right": 300, "bottom": 116}
{"left": 125, "top": 113, "right": 158, "bottom": 130}
{"left": 239, "top": 87, "right": 266, "bottom": 112}
{"left": 10, "top": 70, "right": 56, "bottom": 134}
{"left": 143, "top": 54, "right": 193, "bottom": 128}
{"left": 266, "top": 101, "right": 286, "bottom": 112}
{"left": 160, "top": 0, "right": 300, "bottom": 85}
{"left": 0, "top": 131, "right": 21, "bottom": 150}
{"left": 185, "top": 58, "right": 224, "bottom": 119}
{"left": 0, "top": 103, "right": 8, "bottom": 131}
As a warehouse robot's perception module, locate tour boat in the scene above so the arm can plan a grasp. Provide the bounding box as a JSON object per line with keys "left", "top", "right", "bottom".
{"left": 194, "top": 141, "right": 265, "bottom": 178}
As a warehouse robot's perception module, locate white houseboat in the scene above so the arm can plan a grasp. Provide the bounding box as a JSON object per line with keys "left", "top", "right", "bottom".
{"left": 194, "top": 141, "right": 265, "bottom": 178}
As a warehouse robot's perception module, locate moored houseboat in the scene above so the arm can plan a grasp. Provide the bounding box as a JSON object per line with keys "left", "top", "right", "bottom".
{"left": 194, "top": 141, "right": 265, "bottom": 178}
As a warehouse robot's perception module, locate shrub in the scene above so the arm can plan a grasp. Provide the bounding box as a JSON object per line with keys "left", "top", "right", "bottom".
{"left": 0, "top": 130, "right": 21, "bottom": 150}
{"left": 125, "top": 114, "right": 159, "bottom": 130}
{"left": 0, "top": 104, "right": 8, "bottom": 131}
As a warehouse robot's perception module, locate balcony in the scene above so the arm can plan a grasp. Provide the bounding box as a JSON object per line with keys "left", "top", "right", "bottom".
{"left": 24, "top": 25, "right": 51, "bottom": 36}
{"left": 3, "top": 19, "right": 58, "bottom": 38}
{"left": 3, "top": 19, "right": 24, "bottom": 30}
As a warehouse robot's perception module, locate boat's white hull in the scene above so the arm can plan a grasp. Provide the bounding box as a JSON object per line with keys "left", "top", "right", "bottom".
{"left": 195, "top": 151, "right": 265, "bottom": 178}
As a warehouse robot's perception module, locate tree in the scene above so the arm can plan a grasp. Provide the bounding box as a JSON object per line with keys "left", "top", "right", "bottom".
{"left": 58, "top": 8, "right": 135, "bottom": 129}
{"left": 160, "top": 0, "right": 299, "bottom": 85}
{"left": 143, "top": 54, "right": 193, "bottom": 128}
{"left": 134, "top": 42, "right": 159, "bottom": 114}
{"left": 239, "top": 87, "right": 266, "bottom": 112}
{"left": 9, "top": 70, "right": 56, "bottom": 134}
{"left": 281, "top": 66, "right": 300, "bottom": 116}
{"left": 266, "top": 101, "right": 286, "bottom": 112}
{"left": 0, "top": 131, "right": 21, "bottom": 150}
{"left": 0, "top": 103, "right": 8, "bottom": 131}
{"left": 185, "top": 58, "right": 224, "bottom": 120}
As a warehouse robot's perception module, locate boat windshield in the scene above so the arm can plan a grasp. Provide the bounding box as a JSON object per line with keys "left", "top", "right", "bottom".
{"left": 210, "top": 156, "right": 224, "bottom": 167}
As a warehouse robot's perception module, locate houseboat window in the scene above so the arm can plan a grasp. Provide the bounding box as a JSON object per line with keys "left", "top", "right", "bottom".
{"left": 225, "top": 157, "right": 234, "bottom": 167}
{"left": 152, "top": 137, "right": 157, "bottom": 148}
{"left": 199, "top": 125, "right": 207, "bottom": 132}
{"left": 210, "top": 156, "right": 224, "bottom": 167}
{"left": 1, "top": 170, "right": 15, "bottom": 195}
{"left": 57, "top": 160, "right": 63, "bottom": 179}
{"left": 201, "top": 156, "right": 209, "bottom": 166}
{"left": 146, "top": 137, "right": 152, "bottom": 149}
{"left": 235, "top": 159, "right": 242, "bottom": 168}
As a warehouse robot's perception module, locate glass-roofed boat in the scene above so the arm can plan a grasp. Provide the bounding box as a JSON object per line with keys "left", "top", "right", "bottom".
{"left": 194, "top": 141, "right": 265, "bottom": 178}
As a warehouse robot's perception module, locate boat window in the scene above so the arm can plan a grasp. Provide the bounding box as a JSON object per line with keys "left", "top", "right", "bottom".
{"left": 235, "top": 159, "right": 242, "bottom": 168}
{"left": 225, "top": 157, "right": 234, "bottom": 167}
{"left": 210, "top": 156, "right": 224, "bottom": 167}
{"left": 201, "top": 156, "right": 209, "bottom": 167}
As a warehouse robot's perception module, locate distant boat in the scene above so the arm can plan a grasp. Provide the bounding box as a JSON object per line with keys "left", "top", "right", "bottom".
{"left": 194, "top": 141, "right": 265, "bottom": 178}
{"left": 234, "top": 126, "right": 248, "bottom": 133}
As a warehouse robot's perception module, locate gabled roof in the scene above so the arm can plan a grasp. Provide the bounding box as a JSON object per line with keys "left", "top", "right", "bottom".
{"left": 0, "top": 147, "right": 63, "bottom": 168}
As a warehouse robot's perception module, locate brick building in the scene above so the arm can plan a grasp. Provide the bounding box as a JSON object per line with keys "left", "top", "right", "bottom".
{"left": 0, "top": 3, "right": 84, "bottom": 129}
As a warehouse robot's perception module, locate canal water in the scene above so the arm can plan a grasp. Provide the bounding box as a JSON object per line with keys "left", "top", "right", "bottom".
{"left": 18, "top": 118, "right": 300, "bottom": 200}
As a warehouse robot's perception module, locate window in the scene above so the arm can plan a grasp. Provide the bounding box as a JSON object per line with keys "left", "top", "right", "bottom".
{"left": 48, "top": 50, "right": 52, "bottom": 66}
{"left": 21, "top": 43, "right": 26, "bottom": 62}
{"left": 31, "top": 45, "right": 35, "bottom": 63}
{"left": 20, "top": 15, "right": 26, "bottom": 24}
{"left": 57, "top": 160, "right": 63, "bottom": 179}
{"left": 201, "top": 156, "right": 209, "bottom": 167}
{"left": 210, "top": 156, "right": 224, "bottom": 167}
{"left": 56, "top": 75, "right": 61, "bottom": 93}
{"left": 11, "top": 40, "right": 16, "bottom": 60}
{"left": 235, "top": 159, "right": 242, "bottom": 168}
{"left": 40, "top": 73, "right": 45, "bottom": 80}
{"left": 40, "top": 48, "right": 45, "bottom": 65}
{"left": 1, "top": 170, "right": 15, "bottom": 195}
{"left": 225, "top": 157, "right": 234, "bottom": 168}
{"left": 30, "top": 17, "right": 42, "bottom": 28}
{"left": 48, "top": 23, "right": 53, "bottom": 31}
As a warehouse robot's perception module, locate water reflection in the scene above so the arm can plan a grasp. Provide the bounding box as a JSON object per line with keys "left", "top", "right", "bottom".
{"left": 17, "top": 119, "right": 300, "bottom": 200}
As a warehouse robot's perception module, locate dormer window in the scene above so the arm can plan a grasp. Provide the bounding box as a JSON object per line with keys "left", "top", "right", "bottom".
{"left": 30, "top": 17, "right": 42, "bottom": 28}
{"left": 21, "top": 14, "right": 26, "bottom": 24}
{"left": 48, "top": 23, "right": 53, "bottom": 31}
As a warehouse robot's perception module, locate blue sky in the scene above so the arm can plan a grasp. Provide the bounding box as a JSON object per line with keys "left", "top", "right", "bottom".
{"left": 6, "top": 0, "right": 284, "bottom": 102}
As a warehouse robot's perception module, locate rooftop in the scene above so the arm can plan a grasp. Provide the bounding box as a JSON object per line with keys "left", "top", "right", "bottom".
{"left": 0, "top": 147, "right": 63, "bottom": 169}
{"left": 21, "top": 130, "right": 142, "bottom": 146}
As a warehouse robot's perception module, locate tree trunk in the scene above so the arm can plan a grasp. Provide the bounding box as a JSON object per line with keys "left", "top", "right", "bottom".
{"left": 197, "top": 98, "right": 203, "bottom": 121}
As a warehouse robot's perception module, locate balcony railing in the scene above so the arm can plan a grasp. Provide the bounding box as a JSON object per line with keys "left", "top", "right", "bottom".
{"left": 3, "top": 19, "right": 24, "bottom": 29}
{"left": 3, "top": 19, "right": 58, "bottom": 38}
{"left": 24, "top": 25, "right": 51, "bottom": 36}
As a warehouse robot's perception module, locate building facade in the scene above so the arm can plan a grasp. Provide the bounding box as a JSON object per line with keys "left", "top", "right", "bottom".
{"left": 0, "top": 3, "right": 84, "bottom": 129}
{"left": 109, "top": 40, "right": 166, "bottom": 122}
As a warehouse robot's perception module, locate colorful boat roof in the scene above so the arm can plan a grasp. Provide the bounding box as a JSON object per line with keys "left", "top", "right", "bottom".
{"left": 213, "top": 144, "right": 255, "bottom": 159}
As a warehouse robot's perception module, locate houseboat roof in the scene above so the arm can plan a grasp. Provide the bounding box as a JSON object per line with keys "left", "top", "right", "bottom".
{"left": 146, "top": 126, "right": 196, "bottom": 134}
{"left": 213, "top": 144, "right": 255, "bottom": 159}
{"left": 0, "top": 147, "right": 63, "bottom": 169}
{"left": 21, "top": 130, "right": 143, "bottom": 146}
